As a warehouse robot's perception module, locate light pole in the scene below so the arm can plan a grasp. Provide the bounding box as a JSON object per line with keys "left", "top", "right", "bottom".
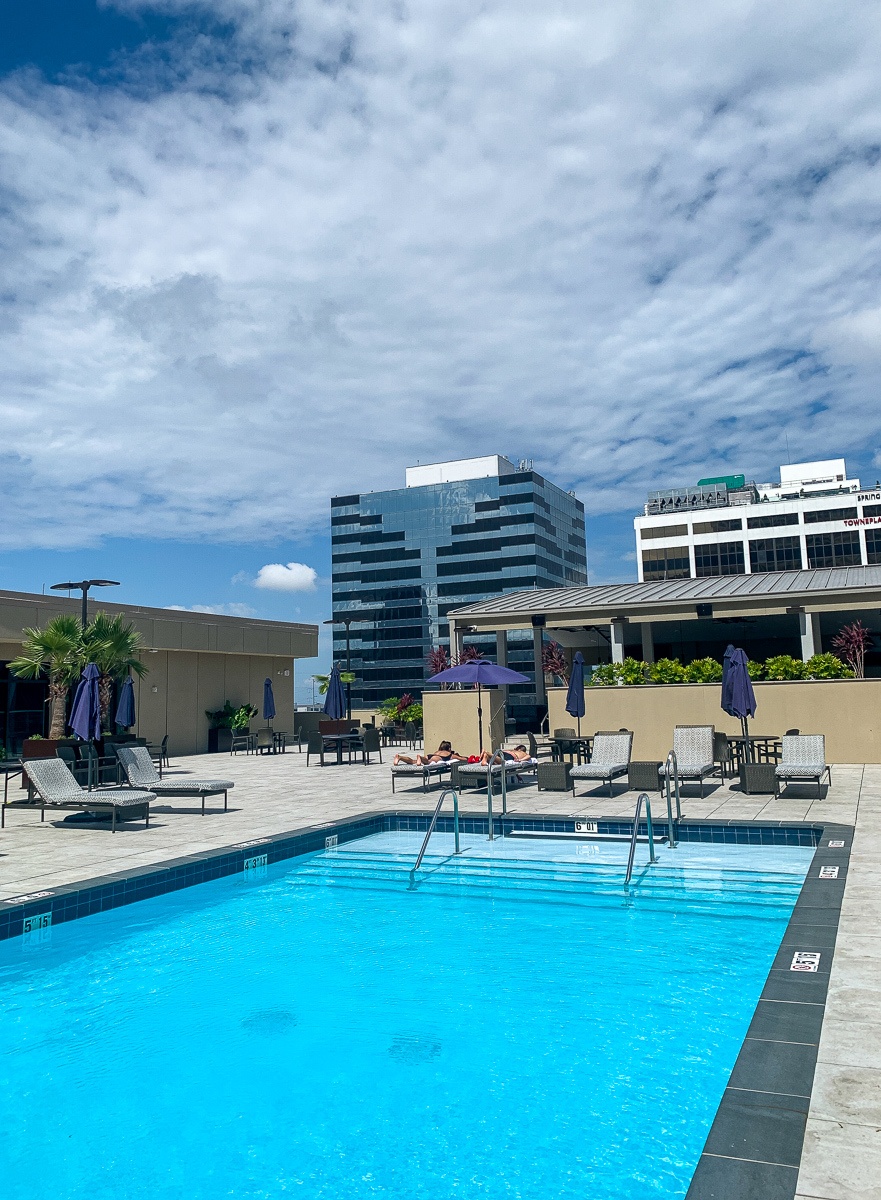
{"left": 323, "top": 616, "right": 353, "bottom": 719}
{"left": 50, "top": 579, "right": 120, "bottom": 629}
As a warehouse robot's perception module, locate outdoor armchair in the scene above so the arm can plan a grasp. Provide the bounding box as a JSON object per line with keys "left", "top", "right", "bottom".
{"left": 774, "top": 735, "right": 831, "bottom": 799}
{"left": 570, "top": 731, "right": 632, "bottom": 798}
{"left": 7, "top": 757, "right": 154, "bottom": 832}
{"left": 361, "top": 726, "right": 382, "bottom": 764}
{"left": 255, "top": 729, "right": 274, "bottom": 755}
{"left": 666, "top": 725, "right": 716, "bottom": 797}
{"left": 116, "top": 746, "right": 234, "bottom": 816}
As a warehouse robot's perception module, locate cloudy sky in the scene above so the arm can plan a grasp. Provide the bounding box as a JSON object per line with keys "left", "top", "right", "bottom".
{"left": 2, "top": 0, "right": 881, "bottom": 690}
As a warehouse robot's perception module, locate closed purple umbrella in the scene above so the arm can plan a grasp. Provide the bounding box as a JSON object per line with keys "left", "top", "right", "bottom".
{"left": 69, "top": 664, "right": 101, "bottom": 742}
{"left": 323, "top": 663, "right": 346, "bottom": 720}
{"left": 722, "top": 645, "right": 757, "bottom": 762}
{"left": 263, "top": 677, "right": 276, "bottom": 725}
{"left": 114, "top": 675, "right": 136, "bottom": 730}
{"left": 427, "top": 660, "right": 530, "bottom": 753}
{"left": 565, "top": 651, "right": 586, "bottom": 735}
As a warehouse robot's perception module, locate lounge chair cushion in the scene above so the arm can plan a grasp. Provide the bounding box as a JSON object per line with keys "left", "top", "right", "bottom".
{"left": 117, "top": 746, "right": 233, "bottom": 795}
{"left": 391, "top": 761, "right": 450, "bottom": 775}
{"left": 24, "top": 758, "right": 154, "bottom": 808}
{"left": 456, "top": 758, "right": 538, "bottom": 775}
{"left": 775, "top": 764, "right": 826, "bottom": 778}
{"left": 774, "top": 735, "right": 827, "bottom": 779}
{"left": 666, "top": 761, "right": 715, "bottom": 778}
{"left": 570, "top": 763, "right": 629, "bottom": 780}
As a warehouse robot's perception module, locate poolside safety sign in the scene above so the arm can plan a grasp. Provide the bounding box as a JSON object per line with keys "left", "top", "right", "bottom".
{"left": 575, "top": 821, "right": 598, "bottom": 833}
{"left": 790, "top": 952, "right": 821, "bottom": 972}
{"left": 325, "top": 835, "right": 339, "bottom": 849}
{"left": 818, "top": 866, "right": 840, "bottom": 879}
{"left": 828, "top": 840, "right": 845, "bottom": 848}
{"left": 3, "top": 890, "right": 54, "bottom": 904}
{"left": 243, "top": 854, "right": 268, "bottom": 880}
{"left": 22, "top": 912, "right": 52, "bottom": 947}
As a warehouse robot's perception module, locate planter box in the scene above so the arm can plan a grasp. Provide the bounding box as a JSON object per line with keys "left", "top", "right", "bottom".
{"left": 22, "top": 739, "right": 60, "bottom": 759}
{"left": 207, "top": 728, "right": 234, "bottom": 754}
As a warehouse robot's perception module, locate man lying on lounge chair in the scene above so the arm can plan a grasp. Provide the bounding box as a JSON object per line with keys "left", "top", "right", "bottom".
{"left": 393, "top": 740, "right": 467, "bottom": 767}
{"left": 470, "top": 745, "right": 532, "bottom": 764}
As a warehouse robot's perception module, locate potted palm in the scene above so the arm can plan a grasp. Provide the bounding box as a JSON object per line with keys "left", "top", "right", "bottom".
{"left": 9, "top": 615, "right": 83, "bottom": 747}
{"left": 82, "top": 612, "right": 148, "bottom": 732}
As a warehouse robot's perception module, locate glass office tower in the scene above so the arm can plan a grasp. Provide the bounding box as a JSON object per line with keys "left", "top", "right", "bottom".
{"left": 330, "top": 456, "right": 587, "bottom": 725}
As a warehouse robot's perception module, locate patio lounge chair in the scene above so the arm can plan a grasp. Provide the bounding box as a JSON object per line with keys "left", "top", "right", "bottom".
{"left": 390, "top": 760, "right": 452, "bottom": 792}
{"left": 454, "top": 756, "right": 539, "bottom": 789}
{"left": 116, "top": 746, "right": 234, "bottom": 816}
{"left": 664, "top": 725, "right": 716, "bottom": 797}
{"left": 570, "top": 731, "right": 632, "bottom": 798}
{"left": 774, "top": 735, "right": 831, "bottom": 800}
{"left": 6, "top": 757, "right": 154, "bottom": 832}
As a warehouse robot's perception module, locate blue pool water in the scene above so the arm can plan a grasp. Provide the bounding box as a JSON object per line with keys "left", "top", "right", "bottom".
{"left": 0, "top": 832, "right": 814, "bottom": 1199}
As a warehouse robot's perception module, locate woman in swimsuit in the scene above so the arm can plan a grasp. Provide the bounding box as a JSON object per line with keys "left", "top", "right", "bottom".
{"left": 393, "top": 740, "right": 468, "bottom": 767}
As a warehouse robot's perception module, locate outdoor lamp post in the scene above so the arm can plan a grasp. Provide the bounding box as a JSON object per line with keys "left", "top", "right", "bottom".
{"left": 324, "top": 616, "right": 353, "bottom": 719}
{"left": 50, "top": 579, "right": 120, "bottom": 628}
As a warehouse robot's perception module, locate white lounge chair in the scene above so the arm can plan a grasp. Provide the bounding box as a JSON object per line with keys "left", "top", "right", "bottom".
{"left": 570, "top": 731, "right": 632, "bottom": 797}
{"left": 8, "top": 757, "right": 154, "bottom": 832}
{"left": 454, "top": 757, "right": 538, "bottom": 788}
{"left": 664, "top": 725, "right": 716, "bottom": 797}
{"left": 774, "top": 735, "right": 831, "bottom": 799}
{"left": 390, "top": 761, "right": 452, "bottom": 793}
{"left": 116, "top": 746, "right": 234, "bottom": 815}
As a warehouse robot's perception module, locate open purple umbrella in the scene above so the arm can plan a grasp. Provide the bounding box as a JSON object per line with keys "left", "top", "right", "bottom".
{"left": 427, "top": 659, "right": 529, "bottom": 753}
{"left": 69, "top": 663, "right": 101, "bottom": 742}
{"left": 114, "top": 675, "right": 136, "bottom": 730}
{"left": 263, "top": 677, "right": 276, "bottom": 725}
{"left": 323, "top": 663, "right": 346, "bottom": 721}
{"left": 565, "top": 651, "right": 586, "bottom": 735}
{"left": 722, "top": 645, "right": 757, "bottom": 762}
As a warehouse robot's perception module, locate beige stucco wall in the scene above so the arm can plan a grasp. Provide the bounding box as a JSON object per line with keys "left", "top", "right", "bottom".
{"left": 546, "top": 680, "right": 881, "bottom": 763}
{"left": 423, "top": 690, "right": 506, "bottom": 757}
{"left": 0, "top": 590, "right": 318, "bottom": 757}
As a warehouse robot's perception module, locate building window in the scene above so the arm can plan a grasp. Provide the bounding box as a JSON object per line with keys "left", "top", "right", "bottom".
{"left": 692, "top": 518, "right": 743, "bottom": 535}
{"left": 640, "top": 524, "right": 688, "bottom": 541}
{"left": 805, "top": 531, "right": 862, "bottom": 568}
{"left": 803, "top": 507, "right": 858, "bottom": 524}
{"left": 694, "top": 541, "right": 745, "bottom": 577}
{"left": 749, "top": 536, "right": 802, "bottom": 573}
{"left": 746, "top": 512, "right": 799, "bottom": 529}
{"left": 641, "top": 546, "right": 691, "bottom": 580}
{"left": 866, "top": 529, "right": 881, "bottom": 564}
{"left": 863, "top": 504, "right": 881, "bottom": 519}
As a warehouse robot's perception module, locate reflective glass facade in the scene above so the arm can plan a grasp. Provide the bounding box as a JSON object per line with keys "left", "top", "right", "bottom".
{"left": 330, "top": 468, "right": 587, "bottom": 715}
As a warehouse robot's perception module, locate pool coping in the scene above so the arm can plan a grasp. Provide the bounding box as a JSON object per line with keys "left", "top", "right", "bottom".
{"left": 0, "top": 807, "right": 849, "bottom": 1200}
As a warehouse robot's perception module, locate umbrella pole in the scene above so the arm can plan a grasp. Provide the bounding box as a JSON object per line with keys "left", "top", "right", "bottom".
{"left": 477, "top": 683, "right": 483, "bottom": 755}
{"left": 741, "top": 716, "right": 751, "bottom": 764}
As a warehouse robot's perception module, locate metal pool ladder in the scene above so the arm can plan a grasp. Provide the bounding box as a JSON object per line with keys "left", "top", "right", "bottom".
{"left": 409, "top": 788, "right": 461, "bottom": 888}
{"left": 485, "top": 748, "right": 508, "bottom": 841}
{"left": 624, "top": 792, "right": 658, "bottom": 886}
{"left": 663, "top": 750, "right": 681, "bottom": 848}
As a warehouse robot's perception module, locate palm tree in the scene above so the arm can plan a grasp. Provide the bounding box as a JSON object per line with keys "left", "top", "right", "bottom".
{"left": 312, "top": 670, "right": 356, "bottom": 694}
{"left": 8, "top": 615, "right": 84, "bottom": 739}
{"left": 82, "top": 612, "right": 148, "bottom": 729}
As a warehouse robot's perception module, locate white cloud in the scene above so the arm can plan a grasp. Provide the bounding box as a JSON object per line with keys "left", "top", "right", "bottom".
{"left": 165, "top": 603, "right": 257, "bottom": 616}
{"left": 253, "top": 562, "right": 318, "bottom": 592}
{"left": 2, "top": 1, "right": 881, "bottom": 548}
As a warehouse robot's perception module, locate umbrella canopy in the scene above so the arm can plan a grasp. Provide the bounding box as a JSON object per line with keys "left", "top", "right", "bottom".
{"left": 69, "top": 663, "right": 102, "bottom": 741}
{"left": 427, "top": 659, "right": 529, "bottom": 753}
{"left": 427, "top": 661, "right": 529, "bottom": 687}
{"left": 565, "top": 651, "right": 586, "bottom": 733}
{"left": 263, "top": 677, "right": 276, "bottom": 723}
{"left": 114, "top": 675, "right": 136, "bottom": 729}
{"left": 323, "top": 663, "right": 346, "bottom": 720}
{"left": 722, "top": 645, "right": 757, "bottom": 762}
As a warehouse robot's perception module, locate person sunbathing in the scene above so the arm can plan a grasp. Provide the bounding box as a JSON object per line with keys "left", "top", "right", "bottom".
{"left": 393, "top": 741, "right": 467, "bottom": 767}
{"left": 474, "top": 745, "right": 532, "bottom": 764}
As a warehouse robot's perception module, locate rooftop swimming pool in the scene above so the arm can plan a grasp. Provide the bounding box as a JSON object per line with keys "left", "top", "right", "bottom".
{"left": 0, "top": 831, "right": 815, "bottom": 1199}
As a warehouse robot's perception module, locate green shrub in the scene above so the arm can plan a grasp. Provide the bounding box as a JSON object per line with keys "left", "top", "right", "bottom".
{"left": 746, "top": 659, "right": 766, "bottom": 680}
{"left": 762, "top": 655, "right": 807, "bottom": 681}
{"left": 618, "top": 657, "right": 647, "bottom": 685}
{"left": 804, "top": 653, "right": 853, "bottom": 680}
{"left": 588, "top": 664, "right": 619, "bottom": 687}
{"left": 684, "top": 657, "right": 724, "bottom": 683}
{"left": 647, "top": 658, "right": 688, "bottom": 684}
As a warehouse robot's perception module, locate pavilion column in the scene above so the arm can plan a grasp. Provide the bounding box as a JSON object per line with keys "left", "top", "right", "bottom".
{"left": 496, "top": 631, "right": 508, "bottom": 667}
{"left": 532, "top": 620, "right": 546, "bottom": 707}
{"left": 799, "top": 611, "right": 822, "bottom": 661}
{"left": 640, "top": 622, "right": 655, "bottom": 664}
{"left": 610, "top": 619, "right": 626, "bottom": 665}
{"left": 452, "top": 624, "right": 465, "bottom": 662}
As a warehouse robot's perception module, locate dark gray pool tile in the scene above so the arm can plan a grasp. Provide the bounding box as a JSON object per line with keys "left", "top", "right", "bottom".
{"left": 685, "top": 1153, "right": 798, "bottom": 1199}
{"left": 729, "top": 1038, "right": 816, "bottom": 1098}
{"left": 788, "top": 904, "right": 843, "bottom": 926}
{"left": 746, "top": 999, "right": 823, "bottom": 1046}
{"left": 703, "top": 1087, "right": 809, "bottom": 1167}
{"left": 779, "top": 922, "right": 839, "bottom": 951}
{"left": 762, "top": 969, "right": 829, "bottom": 1005}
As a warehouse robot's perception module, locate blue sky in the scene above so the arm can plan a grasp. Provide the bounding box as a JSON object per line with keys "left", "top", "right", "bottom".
{"left": 3, "top": 1, "right": 881, "bottom": 701}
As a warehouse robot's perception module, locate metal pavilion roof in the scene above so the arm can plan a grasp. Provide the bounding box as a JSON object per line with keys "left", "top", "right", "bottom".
{"left": 448, "top": 566, "right": 881, "bottom": 622}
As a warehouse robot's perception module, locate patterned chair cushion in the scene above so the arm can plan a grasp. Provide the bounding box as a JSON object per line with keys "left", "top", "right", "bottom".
{"left": 24, "top": 759, "right": 154, "bottom": 807}
{"left": 570, "top": 762, "right": 629, "bottom": 780}
{"left": 671, "top": 726, "right": 715, "bottom": 776}
{"left": 775, "top": 735, "right": 826, "bottom": 773}
{"left": 391, "top": 762, "right": 450, "bottom": 775}
{"left": 589, "top": 732, "right": 633, "bottom": 768}
{"left": 457, "top": 758, "right": 538, "bottom": 775}
{"left": 117, "top": 746, "right": 233, "bottom": 794}
{"left": 775, "top": 764, "right": 826, "bottom": 778}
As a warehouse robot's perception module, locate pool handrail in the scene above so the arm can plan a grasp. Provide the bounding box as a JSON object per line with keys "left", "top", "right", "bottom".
{"left": 663, "top": 750, "right": 681, "bottom": 848}
{"left": 624, "top": 792, "right": 658, "bottom": 887}
{"left": 409, "top": 788, "right": 461, "bottom": 888}
{"left": 486, "top": 748, "right": 508, "bottom": 841}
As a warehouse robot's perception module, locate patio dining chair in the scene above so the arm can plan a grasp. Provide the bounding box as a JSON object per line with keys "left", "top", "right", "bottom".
{"left": 360, "top": 726, "right": 382, "bottom": 765}
{"left": 7, "top": 757, "right": 154, "bottom": 832}
{"left": 527, "top": 732, "right": 555, "bottom": 761}
{"left": 774, "top": 735, "right": 831, "bottom": 800}
{"left": 255, "top": 729, "right": 274, "bottom": 755}
{"left": 569, "top": 731, "right": 632, "bottom": 798}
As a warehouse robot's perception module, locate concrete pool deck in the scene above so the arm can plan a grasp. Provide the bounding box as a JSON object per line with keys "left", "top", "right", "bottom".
{"left": 1, "top": 749, "right": 879, "bottom": 1200}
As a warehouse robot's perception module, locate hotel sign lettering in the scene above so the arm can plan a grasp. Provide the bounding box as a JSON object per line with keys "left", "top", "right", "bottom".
{"left": 858, "top": 492, "right": 881, "bottom": 502}
{"left": 844, "top": 516, "right": 881, "bottom": 526}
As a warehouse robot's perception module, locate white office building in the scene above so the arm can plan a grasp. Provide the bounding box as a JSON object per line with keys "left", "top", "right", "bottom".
{"left": 634, "top": 459, "right": 881, "bottom": 583}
